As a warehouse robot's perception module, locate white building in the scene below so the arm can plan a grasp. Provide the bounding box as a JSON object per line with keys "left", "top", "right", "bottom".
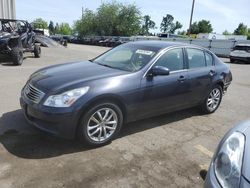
{"left": 197, "top": 33, "right": 247, "bottom": 40}
{"left": 0, "top": 0, "right": 16, "bottom": 19}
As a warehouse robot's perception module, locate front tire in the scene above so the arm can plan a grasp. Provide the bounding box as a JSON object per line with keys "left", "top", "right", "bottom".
{"left": 34, "top": 45, "right": 41, "bottom": 58}
{"left": 201, "top": 85, "right": 223, "bottom": 114}
{"left": 11, "top": 47, "right": 23, "bottom": 65}
{"left": 77, "top": 102, "right": 123, "bottom": 146}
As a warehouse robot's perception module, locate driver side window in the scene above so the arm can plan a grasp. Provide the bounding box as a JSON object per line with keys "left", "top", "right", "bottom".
{"left": 154, "top": 48, "right": 184, "bottom": 72}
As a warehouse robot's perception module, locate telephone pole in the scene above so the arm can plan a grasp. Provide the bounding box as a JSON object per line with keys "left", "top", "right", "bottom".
{"left": 188, "top": 0, "right": 195, "bottom": 37}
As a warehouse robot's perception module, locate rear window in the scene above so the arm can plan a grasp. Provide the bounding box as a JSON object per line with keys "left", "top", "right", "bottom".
{"left": 234, "top": 45, "right": 250, "bottom": 52}
{"left": 186, "top": 48, "right": 206, "bottom": 69}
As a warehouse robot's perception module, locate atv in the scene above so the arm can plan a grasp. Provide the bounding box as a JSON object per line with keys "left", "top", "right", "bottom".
{"left": 0, "top": 19, "right": 41, "bottom": 65}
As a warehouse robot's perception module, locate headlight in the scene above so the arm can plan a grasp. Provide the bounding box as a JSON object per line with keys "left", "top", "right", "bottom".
{"left": 43, "top": 86, "right": 89, "bottom": 107}
{"left": 214, "top": 132, "right": 245, "bottom": 188}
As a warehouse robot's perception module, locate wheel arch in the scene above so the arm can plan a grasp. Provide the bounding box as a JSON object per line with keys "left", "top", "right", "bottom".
{"left": 75, "top": 94, "right": 128, "bottom": 137}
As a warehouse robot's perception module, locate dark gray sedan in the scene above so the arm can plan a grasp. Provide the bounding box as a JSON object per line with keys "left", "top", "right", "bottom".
{"left": 20, "top": 41, "right": 232, "bottom": 146}
{"left": 205, "top": 120, "right": 250, "bottom": 188}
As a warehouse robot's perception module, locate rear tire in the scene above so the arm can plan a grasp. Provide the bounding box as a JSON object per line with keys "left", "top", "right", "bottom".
{"left": 201, "top": 85, "right": 223, "bottom": 114}
{"left": 77, "top": 102, "right": 123, "bottom": 146}
{"left": 34, "top": 45, "right": 41, "bottom": 58}
{"left": 11, "top": 47, "right": 23, "bottom": 66}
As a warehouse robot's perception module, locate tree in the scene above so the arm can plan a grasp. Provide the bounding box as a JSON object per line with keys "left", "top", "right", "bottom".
{"left": 248, "top": 28, "right": 250, "bottom": 40}
{"left": 116, "top": 4, "right": 141, "bottom": 36}
{"left": 234, "top": 23, "right": 248, "bottom": 35}
{"left": 160, "top": 14, "right": 174, "bottom": 33}
{"left": 141, "top": 15, "right": 156, "bottom": 35}
{"left": 32, "top": 18, "right": 48, "bottom": 29}
{"left": 73, "top": 2, "right": 142, "bottom": 37}
{"left": 170, "top": 21, "right": 182, "bottom": 34}
{"left": 57, "top": 23, "right": 72, "bottom": 35}
{"left": 178, "top": 30, "right": 187, "bottom": 36}
{"left": 54, "top": 23, "right": 59, "bottom": 34}
{"left": 73, "top": 9, "right": 97, "bottom": 37}
{"left": 222, "top": 30, "right": 231, "bottom": 35}
{"left": 160, "top": 14, "right": 182, "bottom": 34}
{"left": 48, "top": 21, "right": 54, "bottom": 35}
{"left": 189, "top": 20, "right": 213, "bottom": 34}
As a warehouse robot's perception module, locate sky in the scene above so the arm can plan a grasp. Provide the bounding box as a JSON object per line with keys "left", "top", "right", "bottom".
{"left": 16, "top": 0, "right": 250, "bottom": 34}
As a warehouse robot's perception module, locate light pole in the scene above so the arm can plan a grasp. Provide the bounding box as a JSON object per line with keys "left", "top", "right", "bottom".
{"left": 188, "top": 0, "right": 195, "bottom": 37}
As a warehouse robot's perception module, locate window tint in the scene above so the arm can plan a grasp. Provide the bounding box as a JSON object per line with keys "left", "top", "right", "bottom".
{"left": 205, "top": 52, "right": 213, "bottom": 66}
{"left": 154, "top": 48, "right": 184, "bottom": 71}
{"left": 186, "top": 48, "right": 206, "bottom": 69}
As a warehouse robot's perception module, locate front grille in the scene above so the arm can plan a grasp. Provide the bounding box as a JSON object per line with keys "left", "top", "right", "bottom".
{"left": 24, "top": 84, "right": 45, "bottom": 104}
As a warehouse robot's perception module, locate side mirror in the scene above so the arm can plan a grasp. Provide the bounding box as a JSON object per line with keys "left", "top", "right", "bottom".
{"left": 149, "top": 66, "right": 170, "bottom": 76}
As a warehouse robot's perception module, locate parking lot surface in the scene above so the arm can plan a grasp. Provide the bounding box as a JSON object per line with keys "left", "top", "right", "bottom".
{"left": 0, "top": 44, "right": 250, "bottom": 188}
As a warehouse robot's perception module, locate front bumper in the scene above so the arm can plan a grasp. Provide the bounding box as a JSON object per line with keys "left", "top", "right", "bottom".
{"left": 20, "top": 96, "right": 81, "bottom": 139}
{"left": 205, "top": 162, "right": 250, "bottom": 188}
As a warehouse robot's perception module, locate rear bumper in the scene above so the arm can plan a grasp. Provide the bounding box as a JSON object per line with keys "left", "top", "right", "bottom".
{"left": 20, "top": 96, "right": 80, "bottom": 139}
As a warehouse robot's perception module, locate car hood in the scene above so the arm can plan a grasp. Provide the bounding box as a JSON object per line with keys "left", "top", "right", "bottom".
{"left": 29, "top": 61, "right": 128, "bottom": 92}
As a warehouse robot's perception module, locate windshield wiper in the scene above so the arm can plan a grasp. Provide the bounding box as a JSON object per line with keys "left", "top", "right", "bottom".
{"left": 93, "top": 61, "right": 114, "bottom": 68}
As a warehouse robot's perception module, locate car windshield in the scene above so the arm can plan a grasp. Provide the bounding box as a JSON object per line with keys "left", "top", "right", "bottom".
{"left": 92, "top": 45, "right": 159, "bottom": 72}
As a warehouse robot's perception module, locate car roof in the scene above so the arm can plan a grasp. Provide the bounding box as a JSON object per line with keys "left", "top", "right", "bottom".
{"left": 127, "top": 40, "right": 203, "bottom": 51}
{"left": 0, "top": 19, "right": 27, "bottom": 23}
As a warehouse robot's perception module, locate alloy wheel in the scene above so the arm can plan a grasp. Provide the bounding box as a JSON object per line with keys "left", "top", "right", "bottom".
{"left": 86, "top": 108, "right": 118, "bottom": 142}
{"left": 207, "top": 88, "right": 221, "bottom": 111}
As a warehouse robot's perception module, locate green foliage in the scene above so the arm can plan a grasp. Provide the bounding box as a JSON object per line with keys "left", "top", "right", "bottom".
{"left": 74, "top": 9, "right": 97, "bottom": 36}
{"left": 48, "top": 21, "right": 54, "bottom": 35}
{"left": 141, "top": 15, "right": 156, "bottom": 35}
{"left": 234, "top": 23, "right": 248, "bottom": 35}
{"left": 222, "top": 30, "right": 231, "bottom": 35}
{"left": 189, "top": 20, "right": 213, "bottom": 34}
{"left": 57, "top": 23, "right": 72, "bottom": 35}
{"left": 73, "top": 1, "right": 142, "bottom": 37}
{"left": 178, "top": 30, "right": 187, "bottom": 36}
{"left": 160, "top": 14, "right": 182, "bottom": 34}
{"left": 32, "top": 18, "right": 48, "bottom": 29}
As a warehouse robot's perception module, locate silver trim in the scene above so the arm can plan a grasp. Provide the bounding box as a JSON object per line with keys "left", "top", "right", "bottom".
{"left": 24, "top": 84, "right": 45, "bottom": 104}
{"left": 143, "top": 45, "right": 214, "bottom": 78}
{"left": 86, "top": 108, "right": 118, "bottom": 142}
{"left": 143, "top": 46, "right": 186, "bottom": 78}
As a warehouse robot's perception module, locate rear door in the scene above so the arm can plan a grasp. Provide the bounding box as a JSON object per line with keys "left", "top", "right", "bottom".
{"left": 185, "top": 48, "right": 215, "bottom": 104}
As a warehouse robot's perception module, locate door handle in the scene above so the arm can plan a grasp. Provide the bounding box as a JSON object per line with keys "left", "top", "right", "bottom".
{"left": 209, "top": 70, "right": 216, "bottom": 76}
{"left": 177, "top": 75, "right": 186, "bottom": 82}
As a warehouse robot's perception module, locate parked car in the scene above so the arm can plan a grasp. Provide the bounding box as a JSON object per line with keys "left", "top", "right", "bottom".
{"left": 230, "top": 44, "right": 250, "bottom": 63}
{"left": 20, "top": 41, "right": 232, "bottom": 146}
{"left": 205, "top": 120, "right": 250, "bottom": 188}
{"left": 0, "top": 19, "right": 41, "bottom": 65}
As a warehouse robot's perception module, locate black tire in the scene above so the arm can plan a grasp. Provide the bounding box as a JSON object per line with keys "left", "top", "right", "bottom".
{"left": 201, "top": 85, "right": 223, "bottom": 114}
{"left": 34, "top": 45, "right": 41, "bottom": 58}
{"left": 63, "top": 40, "right": 68, "bottom": 47}
{"left": 11, "top": 47, "right": 23, "bottom": 65}
{"left": 77, "top": 102, "right": 123, "bottom": 146}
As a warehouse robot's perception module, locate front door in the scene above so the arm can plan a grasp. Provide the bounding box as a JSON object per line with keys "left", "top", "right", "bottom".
{"left": 139, "top": 48, "right": 191, "bottom": 118}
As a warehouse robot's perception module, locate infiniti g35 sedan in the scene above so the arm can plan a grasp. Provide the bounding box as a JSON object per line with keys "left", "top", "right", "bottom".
{"left": 20, "top": 41, "right": 232, "bottom": 146}
{"left": 205, "top": 120, "right": 250, "bottom": 188}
